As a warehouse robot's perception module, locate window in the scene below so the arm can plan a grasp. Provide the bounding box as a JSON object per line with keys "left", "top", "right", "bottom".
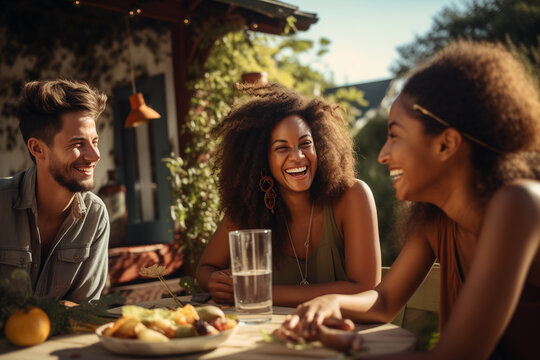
{"left": 112, "top": 74, "right": 173, "bottom": 245}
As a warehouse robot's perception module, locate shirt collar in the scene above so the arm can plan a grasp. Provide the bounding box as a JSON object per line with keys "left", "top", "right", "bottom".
{"left": 14, "top": 164, "right": 37, "bottom": 211}
{"left": 14, "top": 164, "right": 88, "bottom": 219}
{"left": 71, "top": 192, "right": 87, "bottom": 218}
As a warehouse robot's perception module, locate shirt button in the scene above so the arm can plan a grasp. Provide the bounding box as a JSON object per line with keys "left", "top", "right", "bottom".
{"left": 19, "top": 257, "right": 25, "bottom": 265}
{"left": 34, "top": 264, "right": 38, "bottom": 269}
{"left": 73, "top": 255, "right": 80, "bottom": 260}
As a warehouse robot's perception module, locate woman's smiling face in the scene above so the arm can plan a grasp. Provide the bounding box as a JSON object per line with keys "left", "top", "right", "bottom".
{"left": 377, "top": 94, "right": 443, "bottom": 202}
{"left": 268, "top": 115, "right": 317, "bottom": 195}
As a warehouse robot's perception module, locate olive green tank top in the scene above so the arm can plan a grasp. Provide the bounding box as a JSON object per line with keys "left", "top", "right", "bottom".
{"left": 272, "top": 204, "right": 348, "bottom": 285}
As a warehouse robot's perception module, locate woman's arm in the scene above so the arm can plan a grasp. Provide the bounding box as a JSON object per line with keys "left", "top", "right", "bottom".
{"left": 273, "top": 180, "right": 382, "bottom": 307}
{"left": 195, "top": 215, "right": 238, "bottom": 304}
{"left": 288, "top": 229, "right": 436, "bottom": 336}
{"left": 340, "top": 179, "right": 381, "bottom": 290}
{"left": 424, "top": 182, "right": 540, "bottom": 360}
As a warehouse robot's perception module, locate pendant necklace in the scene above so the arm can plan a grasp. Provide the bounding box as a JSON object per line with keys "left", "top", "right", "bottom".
{"left": 284, "top": 203, "right": 314, "bottom": 285}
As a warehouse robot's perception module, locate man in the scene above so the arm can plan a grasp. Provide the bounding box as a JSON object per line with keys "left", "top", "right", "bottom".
{"left": 0, "top": 79, "right": 109, "bottom": 303}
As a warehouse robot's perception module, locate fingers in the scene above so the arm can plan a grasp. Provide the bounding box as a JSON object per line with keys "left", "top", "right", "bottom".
{"left": 278, "top": 320, "right": 363, "bottom": 354}
{"left": 221, "top": 269, "right": 233, "bottom": 277}
{"left": 284, "top": 305, "right": 324, "bottom": 338}
{"left": 299, "top": 306, "right": 329, "bottom": 338}
{"left": 209, "top": 282, "right": 234, "bottom": 303}
{"left": 302, "top": 314, "right": 318, "bottom": 338}
{"left": 208, "top": 270, "right": 234, "bottom": 304}
{"left": 282, "top": 314, "right": 300, "bottom": 330}
{"left": 351, "top": 333, "right": 363, "bottom": 353}
{"left": 322, "top": 317, "right": 355, "bottom": 331}
{"left": 317, "top": 325, "right": 364, "bottom": 353}
{"left": 211, "top": 270, "right": 233, "bottom": 285}
{"left": 279, "top": 312, "right": 362, "bottom": 354}
{"left": 272, "top": 327, "right": 302, "bottom": 343}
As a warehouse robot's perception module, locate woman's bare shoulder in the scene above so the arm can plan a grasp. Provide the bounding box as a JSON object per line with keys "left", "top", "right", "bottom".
{"left": 484, "top": 180, "right": 540, "bottom": 259}
{"left": 335, "top": 179, "right": 374, "bottom": 206}
{"left": 490, "top": 179, "right": 540, "bottom": 213}
{"left": 333, "top": 179, "right": 377, "bottom": 226}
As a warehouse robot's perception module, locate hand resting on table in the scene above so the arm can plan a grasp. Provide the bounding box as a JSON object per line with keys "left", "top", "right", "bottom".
{"left": 208, "top": 269, "right": 234, "bottom": 304}
{"left": 274, "top": 315, "right": 363, "bottom": 353}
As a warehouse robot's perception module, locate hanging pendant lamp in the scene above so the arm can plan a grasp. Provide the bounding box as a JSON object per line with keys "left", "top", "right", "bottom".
{"left": 124, "top": 16, "right": 160, "bottom": 128}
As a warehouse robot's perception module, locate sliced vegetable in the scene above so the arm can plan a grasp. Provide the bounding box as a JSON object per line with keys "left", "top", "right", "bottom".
{"left": 195, "top": 305, "right": 225, "bottom": 322}
{"left": 134, "top": 323, "right": 169, "bottom": 342}
{"left": 173, "top": 325, "right": 196, "bottom": 338}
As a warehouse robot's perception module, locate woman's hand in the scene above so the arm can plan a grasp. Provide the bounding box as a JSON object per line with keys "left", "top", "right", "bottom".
{"left": 282, "top": 294, "right": 343, "bottom": 338}
{"left": 275, "top": 312, "right": 362, "bottom": 354}
{"left": 208, "top": 269, "right": 234, "bottom": 304}
{"left": 316, "top": 324, "right": 363, "bottom": 353}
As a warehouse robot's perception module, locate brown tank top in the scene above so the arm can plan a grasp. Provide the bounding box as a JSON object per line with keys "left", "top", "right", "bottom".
{"left": 428, "top": 218, "right": 540, "bottom": 359}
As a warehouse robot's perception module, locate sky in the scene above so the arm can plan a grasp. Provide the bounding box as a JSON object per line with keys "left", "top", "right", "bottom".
{"left": 289, "top": 0, "right": 463, "bottom": 85}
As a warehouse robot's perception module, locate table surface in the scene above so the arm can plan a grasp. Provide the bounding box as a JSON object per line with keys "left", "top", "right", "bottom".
{"left": 0, "top": 297, "right": 416, "bottom": 360}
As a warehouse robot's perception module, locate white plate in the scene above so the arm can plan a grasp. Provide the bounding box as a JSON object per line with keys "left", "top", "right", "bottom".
{"left": 96, "top": 322, "right": 238, "bottom": 356}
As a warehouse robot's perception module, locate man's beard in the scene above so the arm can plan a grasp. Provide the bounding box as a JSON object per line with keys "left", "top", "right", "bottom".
{"left": 49, "top": 157, "right": 95, "bottom": 193}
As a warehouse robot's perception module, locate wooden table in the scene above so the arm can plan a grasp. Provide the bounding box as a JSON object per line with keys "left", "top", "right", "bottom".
{"left": 0, "top": 297, "right": 416, "bottom": 359}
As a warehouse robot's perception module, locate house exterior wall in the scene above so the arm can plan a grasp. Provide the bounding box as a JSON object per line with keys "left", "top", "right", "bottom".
{"left": 0, "top": 28, "right": 178, "bottom": 194}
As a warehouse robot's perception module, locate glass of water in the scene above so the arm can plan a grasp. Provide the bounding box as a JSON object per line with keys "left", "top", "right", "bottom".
{"left": 229, "top": 229, "right": 272, "bottom": 324}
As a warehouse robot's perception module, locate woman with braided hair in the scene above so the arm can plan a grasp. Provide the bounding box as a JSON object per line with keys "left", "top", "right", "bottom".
{"left": 280, "top": 41, "right": 540, "bottom": 358}
{"left": 196, "top": 82, "right": 381, "bottom": 307}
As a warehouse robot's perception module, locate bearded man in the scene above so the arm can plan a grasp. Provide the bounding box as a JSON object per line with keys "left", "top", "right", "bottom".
{"left": 0, "top": 79, "right": 110, "bottom": 304}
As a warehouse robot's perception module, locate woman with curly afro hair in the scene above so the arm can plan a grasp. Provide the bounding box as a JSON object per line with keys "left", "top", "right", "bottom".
{"left": 196, "top": 82, "right": 381, "bottom": 307}
{"left": 281, "top": 40, "right": 540, "bottom": 358}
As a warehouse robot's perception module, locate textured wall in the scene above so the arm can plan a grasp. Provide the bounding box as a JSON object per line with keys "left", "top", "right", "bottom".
{"left": 0, "top": 28, "right": 178, "bottom": 194}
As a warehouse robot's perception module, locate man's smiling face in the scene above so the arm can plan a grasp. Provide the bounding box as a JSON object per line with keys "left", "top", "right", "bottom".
{"left": 45, "top": 111, "right": 100, "bottom": 193}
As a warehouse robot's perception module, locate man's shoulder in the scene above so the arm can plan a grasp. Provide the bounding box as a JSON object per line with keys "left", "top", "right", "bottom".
{"left": 0, "top": 169, "right": 28, "bottom": 203}
{"left": 76, "top": 192, "right": 110, "bottom": 234}
{"left": 0, "top": 171, "right": 24, "bottom": 190}
{"left": 80, "top": 191, "right": 107, "bottom": 212}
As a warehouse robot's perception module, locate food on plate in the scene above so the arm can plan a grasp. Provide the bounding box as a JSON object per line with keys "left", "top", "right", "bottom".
{"left": 101, "top": 304, "right": 236, "bottom": 342}
{"left": 271, "top": 318, "right": 363, "bottom": 354}
{"left": 316, "top": 324, "right": 363, "bottom": 353}
{"left": 195, "top": 305, "right": 226, "bottom": 322}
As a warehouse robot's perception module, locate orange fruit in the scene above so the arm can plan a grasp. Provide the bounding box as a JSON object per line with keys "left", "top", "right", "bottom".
{"left": 4, "top": 306, "right": 51, "bottom": 347}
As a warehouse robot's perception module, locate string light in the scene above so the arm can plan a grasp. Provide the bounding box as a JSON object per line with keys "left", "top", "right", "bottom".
{"left": 251, "top": 22, "right": 259, "bottom": 29}
{"left": 129, "top": 8, "right": 142, "bottom": 17}
{"left": 183, "top": 17, "right": 191, "bottom": 25}
{"left": 73, "top": 0, "right": 80, "bottom": 6}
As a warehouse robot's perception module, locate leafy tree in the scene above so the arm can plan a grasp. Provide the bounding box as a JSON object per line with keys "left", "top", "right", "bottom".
{"left": 392, "top": 0, "right": 540, "bottom": 81}
{"left": 326, "top": 87, "right": 368, "bottom": 129}
{"left": 273, "top": 36, "right": 333, "bottom": 95}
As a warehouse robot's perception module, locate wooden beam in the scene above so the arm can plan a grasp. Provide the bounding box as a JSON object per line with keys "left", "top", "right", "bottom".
{"left": 83, "top": 0, "right": 185, "bottom": 23}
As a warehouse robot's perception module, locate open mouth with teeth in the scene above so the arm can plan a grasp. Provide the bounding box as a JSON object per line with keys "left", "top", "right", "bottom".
{"left": 285, "top": 166, "right": 308, "bottom": 177}
{"left": 74, "top": 165, "right": 95, "bottom": 176}
{"left": 390, "top": 169, "right": 403, "bottom": 181}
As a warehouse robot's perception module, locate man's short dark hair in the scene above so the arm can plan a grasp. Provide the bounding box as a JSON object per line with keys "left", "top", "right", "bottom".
{"left": 18, "top": 79, "right": 107, "bottom": 161}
